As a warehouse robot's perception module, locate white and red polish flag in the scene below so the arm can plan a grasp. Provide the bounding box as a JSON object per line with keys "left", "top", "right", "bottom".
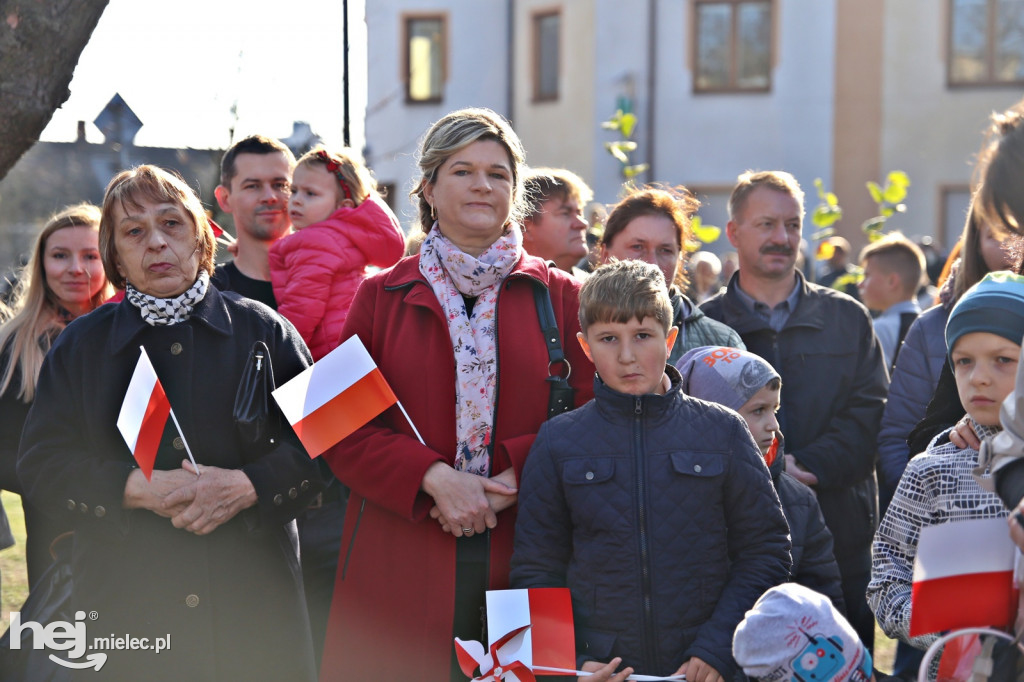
{"left": 910, "top": 516, "right": 1018, "bottom": 637}
{"left": 117, "top": 347, "right": 171, "bottom": 480}
{"left": 455, "top": 588, "right": 577, "bottom": 680}
{"left": 272, "top": 335, "right": 401, "bottom": 458}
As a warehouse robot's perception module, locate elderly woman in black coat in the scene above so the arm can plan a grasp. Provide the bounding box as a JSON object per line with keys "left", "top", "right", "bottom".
{"left": 16, "top": 165, "right": 325, "bottom": 680}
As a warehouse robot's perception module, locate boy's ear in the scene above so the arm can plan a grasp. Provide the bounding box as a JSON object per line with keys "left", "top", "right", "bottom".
{"left": 665, "top": 326, "right": 679, "bottom": 354}
{"left": 886, "top": 270, "right": 902, "bottom": 293}
{"left": 576, "top": 331, "right": 594, "bottom": 362}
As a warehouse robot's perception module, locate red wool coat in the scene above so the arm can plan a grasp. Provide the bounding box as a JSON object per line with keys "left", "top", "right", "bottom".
{"left": 269, "top": 195, "right": 405, "bottom": 360}
{"left": 319, "top": 253, "right": 594, "bottom": 681}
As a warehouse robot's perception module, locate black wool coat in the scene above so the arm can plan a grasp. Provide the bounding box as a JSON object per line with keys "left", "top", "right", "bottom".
{"left": 17, "top": 286, "right": 326, "bottom": 681}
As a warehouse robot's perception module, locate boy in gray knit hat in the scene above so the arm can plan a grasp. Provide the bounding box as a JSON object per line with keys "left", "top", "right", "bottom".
{"left": 678, "top": 346, "right": 845, "bottom": 611}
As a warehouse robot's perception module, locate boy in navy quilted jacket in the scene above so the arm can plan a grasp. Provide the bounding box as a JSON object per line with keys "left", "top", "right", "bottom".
{"left": 510, "top": 260, "right": 791, "bottom": 682}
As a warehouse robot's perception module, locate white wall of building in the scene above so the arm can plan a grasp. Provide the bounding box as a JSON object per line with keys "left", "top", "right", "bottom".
{"left": 512, "top": 0, "right": 598, "bottom": 187}
{"left": 364, "top": 0, "right": 511, "bottom": 231}
{"left": 880, "top": 0, "right": 1023, "bottom": 246}
{"left": 362, "top": 0, "right": 1020, "bottom": 244}
{"left": 653, "top": 0, "right": 836, "bottom": 226}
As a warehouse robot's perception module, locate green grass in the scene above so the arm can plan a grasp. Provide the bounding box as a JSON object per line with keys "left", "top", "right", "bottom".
{"left": 1, "top": 490, "right": 28, "bottom": 632}
{"left": 0, "top": 489, "right": 898, "bottom": 670}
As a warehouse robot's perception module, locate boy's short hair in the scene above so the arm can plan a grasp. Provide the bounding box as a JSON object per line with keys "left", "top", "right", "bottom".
{"left": 579, "top": 260, "right": 672, "bottom": 335}
{"left": 946, "top": 270, "right": 1024, "bottom": 365}
{"left": 676, "top": 346, "right": 781, "bottom": 412}
{"left": 859, "top": 232, "right": 926, "bottom": 298}
{"left": 523, "top": 168, "right": 594, "bottom": 221}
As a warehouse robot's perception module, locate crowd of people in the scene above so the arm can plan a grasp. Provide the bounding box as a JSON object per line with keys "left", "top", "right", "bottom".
{"left": 2, "top": 98, "right": 1024, "bottom": 682}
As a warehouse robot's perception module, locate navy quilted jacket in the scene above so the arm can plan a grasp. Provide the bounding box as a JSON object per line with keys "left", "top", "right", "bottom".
{"left": 510, "top": 366, "right": 792, "bottom": 679}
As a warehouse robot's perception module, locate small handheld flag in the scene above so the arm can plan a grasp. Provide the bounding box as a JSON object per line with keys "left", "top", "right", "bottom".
{"left": 273, "top": 335, "right": 421, "bottom": 457}
{"left": 910, "top": 517, "right": 1018, "bottom": 637}
{"left": 117, "top": 346, "right": 198, "bottom": 479}
{"left": 456, "top": 588, "right": 685, "bottom": 680}
{"left": 117, "top": 347, "right": 172, "bottom": 480}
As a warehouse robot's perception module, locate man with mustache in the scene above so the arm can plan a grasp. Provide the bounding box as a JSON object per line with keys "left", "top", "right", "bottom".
{"left": 213, "top": 134, "right": 296, "bottom": 308}
{"left": 701, "top": 170, "right": 888, "bottom": 656}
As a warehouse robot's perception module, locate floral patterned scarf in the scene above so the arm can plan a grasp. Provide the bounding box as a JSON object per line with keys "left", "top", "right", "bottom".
{"left": 418, "top": 224, "right": 523, "bottom": 476}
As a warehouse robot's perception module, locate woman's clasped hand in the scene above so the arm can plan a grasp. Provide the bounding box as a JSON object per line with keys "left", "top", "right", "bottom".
{"left": 424, "top": 463, "right": 518, "bottom": 537}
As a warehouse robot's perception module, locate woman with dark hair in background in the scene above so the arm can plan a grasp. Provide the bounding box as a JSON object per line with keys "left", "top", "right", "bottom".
{"left": 598, "top": 185, "right": 744, "bottom": 365}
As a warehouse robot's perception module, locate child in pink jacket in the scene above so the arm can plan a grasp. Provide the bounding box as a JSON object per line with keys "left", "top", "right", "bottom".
{"left": 269, "top": 146, "right": 405, "bottom": 359}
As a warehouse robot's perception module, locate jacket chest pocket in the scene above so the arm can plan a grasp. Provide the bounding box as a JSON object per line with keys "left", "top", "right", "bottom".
{"left": 668, "top": 450, "right": 724, "bottom": 479}
{"left": 560, "top": 458, "right": 625, "bottom": 534}
{"left": 661, "top": 451, "right": 728, "bottom": 534}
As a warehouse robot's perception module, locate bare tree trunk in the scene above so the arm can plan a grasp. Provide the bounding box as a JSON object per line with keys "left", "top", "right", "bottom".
{"left": 0, "top": 0, "right": 109, "bottom": 181}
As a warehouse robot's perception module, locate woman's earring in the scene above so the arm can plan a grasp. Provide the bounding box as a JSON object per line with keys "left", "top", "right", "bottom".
{"left": 431, "top": 203, "right": 437, "bottom": 221}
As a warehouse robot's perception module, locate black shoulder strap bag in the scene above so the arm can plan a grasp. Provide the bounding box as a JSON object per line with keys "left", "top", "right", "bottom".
{"left": 530, "top": 277, "right": 575, "bottom": 419}
{"left": 233, "top": 341, "right": 281, "bottom": 454}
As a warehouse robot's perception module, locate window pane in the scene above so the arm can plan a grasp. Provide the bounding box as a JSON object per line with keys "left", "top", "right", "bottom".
{"left": 951, "top": 0, "right": 989, "bottom": 82}
{"left": 736, "top": 2, "right": 771, "bottom": 88}
{"left": 995, "top": 0, "right": 1024, "bottom": 81}
{"left": 696, "top": 4, "right": 732, "bottom": 90}
{"left": 537, "top": 14, "right": 560, "bottom": 99}
{"left": 408, "top": 18, "right": 443, "bottom": 101}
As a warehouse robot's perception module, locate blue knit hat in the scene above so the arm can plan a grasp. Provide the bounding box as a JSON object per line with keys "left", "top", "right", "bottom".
{"left": 946, "top": 271, "right": 1024, "bottom": 366}
{"left": 676, "top": 346, "right": 780, "bottom": 411}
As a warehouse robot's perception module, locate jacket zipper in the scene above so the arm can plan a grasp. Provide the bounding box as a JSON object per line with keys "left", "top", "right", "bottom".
{"left": 634, "top": 396, "right": 657, "bottom": 671}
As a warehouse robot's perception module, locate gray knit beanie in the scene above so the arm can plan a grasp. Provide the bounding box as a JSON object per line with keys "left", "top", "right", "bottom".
{"left": 733, "top": 584, "right": 873, "bottom": 682}
{"left": 676, "top": 346, "right": 780, "bottom": 411}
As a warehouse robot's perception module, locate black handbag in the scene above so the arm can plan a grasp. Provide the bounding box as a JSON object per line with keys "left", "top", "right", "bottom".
{"left": 531, "top": 278, "right": 575, "bottom": 419}
{"left": 233, "top": 341, "right": 281, "bottom": 449}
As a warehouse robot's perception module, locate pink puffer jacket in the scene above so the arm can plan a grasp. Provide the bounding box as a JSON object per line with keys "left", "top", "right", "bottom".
{"left": 269, "top": 195, "right": 404, "bottom": 359}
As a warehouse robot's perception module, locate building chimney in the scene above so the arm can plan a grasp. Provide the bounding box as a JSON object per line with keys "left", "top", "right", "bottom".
{"left": 76, "top": 121, "right": 87, "bottom": 143}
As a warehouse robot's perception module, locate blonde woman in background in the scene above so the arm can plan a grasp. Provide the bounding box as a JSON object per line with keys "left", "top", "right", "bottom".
{"left": 0, "top": 203, "right": 113, "bottom": 587}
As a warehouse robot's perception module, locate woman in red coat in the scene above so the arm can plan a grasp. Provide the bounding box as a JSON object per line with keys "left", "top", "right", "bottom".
{"left": 319, "top": 108, "right": 594, "bottom": 681}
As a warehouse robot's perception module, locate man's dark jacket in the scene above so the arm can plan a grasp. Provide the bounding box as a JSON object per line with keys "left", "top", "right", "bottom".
{"left": 510, "top": 366, "right": 791, "bottom": 679}
{"left": 768, "top": 444, "right": 846, "bottom": 611}
{"left": 701, "top": 272, "right": 888, "bottom": 567}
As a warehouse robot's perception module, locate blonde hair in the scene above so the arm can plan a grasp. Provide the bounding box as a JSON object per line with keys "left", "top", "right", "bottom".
{"left": 579, "top": 260, "right": 673, "bottom": 335}
{"left": 859, "top": 232, "right": 926, "bottom": 297}
{"left": 295, "top": 145, "right": 377, "bottom": 206}
{"left": 410, "top": 107, "right": 528, "bottom": 234}
{"left": 0, "top": 203, "right": 113, "bottom": 402}
{"left": 100, "top": 165, "right": 216, "bottom": 290}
